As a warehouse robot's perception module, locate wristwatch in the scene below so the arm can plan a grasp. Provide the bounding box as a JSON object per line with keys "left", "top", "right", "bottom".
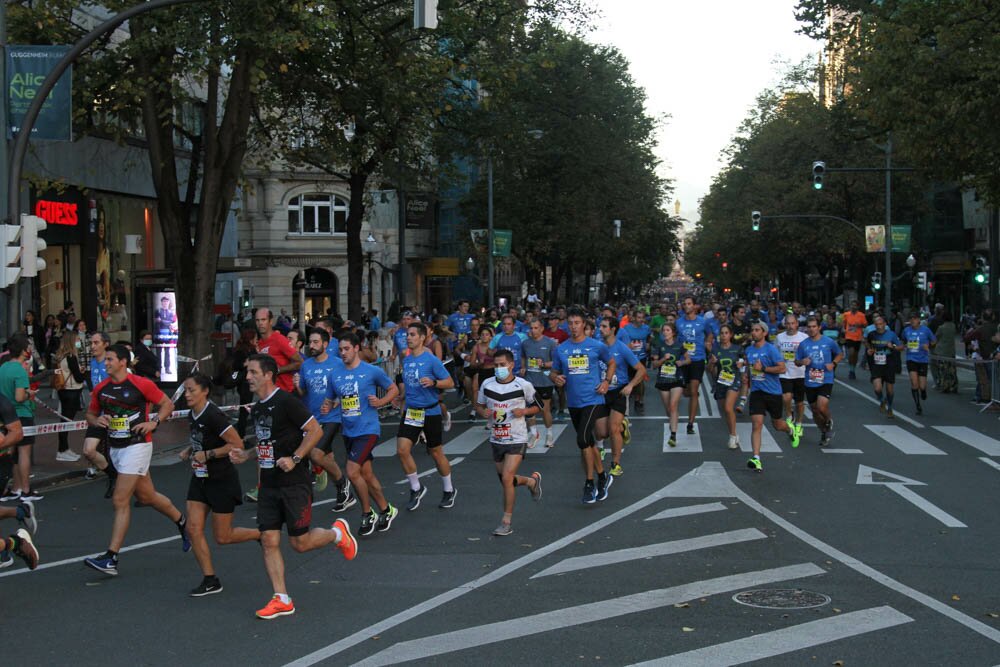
{"left": 291, "top": 454, "right": 302, "bottom": 465}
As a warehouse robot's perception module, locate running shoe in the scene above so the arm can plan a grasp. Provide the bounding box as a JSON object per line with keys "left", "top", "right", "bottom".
{"left": 727, "top": 435, "right": 739, "bottom": 450}
{"left": 0, "top": 551, "right": 12, "bottom": 569}
{"left": 794, "top": 421, "right": 804, "bottom": 440}
{"left": 13, "top": 529, "right": 38, "bottom": 570}
{"left": 582, "top": 480, "right": 597, "bottom": 504}
{"left": 849, "top": 370, "right": 857, "bottom": 380}
{"left": 735, "top": 397, "right": 746, "bottom": 414}
{"left": 530, "top": 472, "right": 543, "bottom": 501}
{"left": 1, "top": 489, "right": 22, "bottom": 502}
{"left": 887, "top": 409, "right": 895, "bottom": 419}
{"left": 439, "top": 488, "right": 458, "bottom": 509}
{"left": 190, "top": 576, "right": 223, "bottom": 597}
{"left": 686, "top": 423, "right": 696, "bottom": 435}
{"left": 921, "top": 389, "right": 927, "bottom": 400}
{"left": 313, "top": 467, "right": 329, "bottom": 493}
{"left": 879, "top": 401, "right": 886, "bottom": 415}
{"left": 545, "top": 432, "right": 555, "bottom": 448}
{"left": 443, "top": 410, "right": 452, "bottom": 432}
{"left": 376, "top": 504, "right": 398, "bottom": 532}
{"left": 85, "top": 467, "right": 98, "bottom": 480}
{"left": 407, "top": 485, "right": 427, "bottom": 511}
{"left": 104, "top": 477, "right": 115, "bottom": 500}
{"left": 788, "top": 425, "right": 800, "bottom": 449}
{"left": 492, "top": 522, "right": 513, "bottom": 536}
{"left": 529, "top": 429, "right": 540, "bottom": 449}
{"left": 916, "top": 405, "right": 923, "bottom": 415}
{"left": 622, "top": 416, "right": 632, "bottom": 445}
{"left": 17, "top": 500, "right": 37, "bottom": 535}
{"left": 55, "top": 449, "right": 82, "bottom": 462}
{"left": 333, "top": 518, "right": 358, "bottom": 560}
{"left": 84, "top": 552, "right": 118, "bottom": 576}
{"left": 21, "top": 489, "right": 43, "bottom": 501}
{"left": 245, "top": 486, "right": 259, "bottom": 503}
{"left": 668, "top": 435, "right": 677, "bottom": 448}
{"left": 609, "top": 463, "right": 624, "bottom": 477}
{"left": 359, "top": 510, "right": 377, "bottom": 537}
{"left": 178, "top": 519, "right": 192, "bottom": 552}
{"left": 597, "top": 446, "right": 607, "bottom": 460}
{"left": 819, "top": 433, "right": 830, "bottom": 447}
{"left": 596, "top": 474, "right": 613, "bottom": 502}
{"left": 256, "top": 595, "right": 295, "bottom": 620}
{"left": 747, "top": 456, "right": 762, "bottom": 473}
{"left": 556, "top": 410, "right": 567, "bottom": 421}
{"left": 333, "top": 489, "right": 357, "bottom": 513}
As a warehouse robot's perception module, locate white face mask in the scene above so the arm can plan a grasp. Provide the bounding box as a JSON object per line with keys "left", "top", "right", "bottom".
{"left": 494, "top": 366, "right": 510, "bottom": 381}
{"left": 74, "top": 341, "right": 82, "bottom": 349}
{"left": 142, "top": 339, "right": 153, "bottom": 347}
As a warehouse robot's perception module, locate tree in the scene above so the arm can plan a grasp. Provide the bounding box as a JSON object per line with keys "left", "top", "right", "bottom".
{"left": 9, "top": 0, "right": 318, "bottom": 359}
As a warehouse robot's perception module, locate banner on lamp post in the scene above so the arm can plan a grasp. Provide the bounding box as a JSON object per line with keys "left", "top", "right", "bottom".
{"left": 865, "top": 225, "right": 886, "bottom": 253}
{"left": 7, "top": 45, "right": 73, "bottom": 141}
{"left": 890, "top": 225, "right": 911, "bottom": 252}
{"left": 492, "top": 230, "right": 512, "bottom": 257}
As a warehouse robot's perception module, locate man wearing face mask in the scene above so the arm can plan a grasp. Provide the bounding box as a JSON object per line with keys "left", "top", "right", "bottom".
{"left": 132, "top": 330, "right": 160, "bottom": 381}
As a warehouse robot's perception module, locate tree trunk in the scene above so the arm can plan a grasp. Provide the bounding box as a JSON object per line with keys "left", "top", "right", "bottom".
{"left": 346, "top": 170, "right": 369, "bottom": 321}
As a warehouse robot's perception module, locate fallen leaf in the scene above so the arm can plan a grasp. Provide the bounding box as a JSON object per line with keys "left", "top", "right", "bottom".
{"left": 309, "top": 580, "right": 321, "bottom": 584}
{"left": 952, "top": 595, "right": 961, "bottom": 601}
{"left": 371, "top": 636, "right": 380, "bottom": 641}
{"left": 682, "top": 627, "right": 695, "bottom": 632}
{"left": 85, "top": 582, "right": 101, "bottom": 587}
{"left": 467, "top": 537, "right": 480, "bottom": 541}
{"left": 674, "top": 602, "right": 690, "bottom": 608}
{"left": 833, "top": 661, "right": 844, "bottom": 666}
{"left": 987, "top": 612, "right": 999, "bottom": 618}
{"left": 833, "top": 608, "right": 842, "bottom": 613}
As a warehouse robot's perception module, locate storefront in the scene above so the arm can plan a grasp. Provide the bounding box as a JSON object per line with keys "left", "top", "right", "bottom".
{"left": 291, "top": 267, "right": 338, "bottom": 322}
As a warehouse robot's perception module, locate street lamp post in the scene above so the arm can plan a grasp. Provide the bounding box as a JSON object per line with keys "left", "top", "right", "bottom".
{"left": 363, "top": 233, "right": 378, "bottom": 314}
{"left": 487, "top": 154, "right": 494, "bottom": 308}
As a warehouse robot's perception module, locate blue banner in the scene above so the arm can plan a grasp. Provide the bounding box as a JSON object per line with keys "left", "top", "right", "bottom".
{"left": 7, "top": 45, "right": 73, "bottom": 141}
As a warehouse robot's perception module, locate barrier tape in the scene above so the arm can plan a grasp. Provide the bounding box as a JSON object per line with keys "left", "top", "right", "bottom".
{"left": 20, "top": 402, "right": 254, "bottom": 437}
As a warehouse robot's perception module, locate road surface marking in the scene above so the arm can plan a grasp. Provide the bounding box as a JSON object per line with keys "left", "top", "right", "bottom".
{"left": 645, "top": 502, "right": 728, "bottom": 522}
{"left": 980, "top": 457, "right": 1000, "bottom": 472}
{"left": 835, "top": 379, "right": 923, "bottom": 428}
{"left": 822, "top": 448, "right": 864, "bottom": 454}
{"left": 663, "top": 423, "right": 703, "bottom": 452}
{"left": 855, "top": 464, "right": 965, "bottom": 527}
{"left": 351, "top": 564, "right": 825, "bottom": 667}
{"left": 0, "top": 535, "right": 180, "bottom": 579}
{"left": 443, "top": 428, "right": 489, "bottom": 455}
{"left": 395, "top": 457, "right": 464, "bottom": 485}
{"left": 526, "top": 424, "right": 567, "bottom": 454}
{"left": 735, "top": 422, "right": 783, "bottom": 453}
{"left": 934, "top": 426, "right": 1000, "bottom": 456}
{"left": 628, "top": 606, "right": 913, "bottom": 666}
{"left": 531, "top": 528, "right": 767, "bottom": 578}
{"left": 661, "top": 462, "right": 998, "bottom": 645}
{"left": 864, "top": 424, "right": 945, "bottom": 455}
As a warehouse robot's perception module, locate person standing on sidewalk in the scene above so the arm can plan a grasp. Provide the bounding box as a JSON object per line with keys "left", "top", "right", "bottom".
{"left": 54, "top": 331, "right": 87, "bottom": 462}
{"left": 82, "top": 332, "right": 116, "bottom": 495}
{"left": 0, "top": 335, "right": 41, "bottom": 501}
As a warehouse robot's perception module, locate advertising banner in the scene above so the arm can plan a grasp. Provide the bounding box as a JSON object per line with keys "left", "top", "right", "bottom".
{"left": 152, "top": 292, "right": 179, "bottom": 383}
{"left": 865, "top": 225, "right": 886, "bottom": 253}
{"left": 890, "top": 225, "right": 912, "bottom": 253}
{"left": 7, "top": 45, "right": 72, "bottom": 140}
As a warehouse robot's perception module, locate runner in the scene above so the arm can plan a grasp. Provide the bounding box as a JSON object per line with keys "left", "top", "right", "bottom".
{"left": 842, "top": 301, "right": 868, "bottom": 379}
{"left": 83, "top": 344, "right": 191, "bottom": 576}
{"left": 489, "top": 315, "right": 528, "bottom": 373}
{"left": 744, "top": 322, "right": 794, "bottom": 472}
{"left": 476, "top": 349, "right": 542, "bottom": 536}
{"left": 650, "top": 322, "right": 690, "bottom": 447}
{"left": 545, "top": 313, "right": 569, "bottom": 420}
{"left": 229, "top": 354, "right": 357, "bottom": 619}
{"left": 298, "top": 329, "right": 355, "bottom": 512}
{"left": 178, "top": 373, "right": 261, "bottom": 596}
{"left": 728, "top": 305, "right": 751, "bottom": 413}
{"left": 902, "top": 311, "right": 936, "bottom": 415}
{"left": 82, "top": 332, "right": 115, "bottom": 491}
{"left": 677, "top": 296, "right": 714, "bottom": 434}
{"left": 598, "top": 316, "right": 647, "bottom": 475}
{"left": 866, "top": 314, "right": 903, "bottom": 418}
{"left": 331, "top": 332, "right": 399, "bottom": 537}
{"left": 254, "top": 308, "right": 303, "bottom": 393}
{"left": 550, "top": 308, "right": 615, "bottom": 504}
{"left": 794, "top": 316, "right": 844, "bottom": 446}
{"left": 621, "top": 308, "right": 651, "bottom": 414}
{"left": 0, "top": 392, "right": 35, "bottom": 570}
{"left": 776, "top": 314, "right": 807, "bottom": 446}
{"left": 521, "top": 318, "right": 557, "bottom": 449}
{"left": 708, "top": 324, "right": 744, "bottom": 450}
{"left": 396, "top": 322, "right": 458, "bottom": 511}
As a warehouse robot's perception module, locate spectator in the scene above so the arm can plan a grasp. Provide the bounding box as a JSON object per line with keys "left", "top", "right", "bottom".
{"left": 933, "top": 312, "right": 958, "bottom": 394}
{"left": 54, "top": 331, "right": 87, "bottom": 461}
{"left": 220, "top": 312, "right": 239, "bottom": 350}
{"left": 132, "top": 330, "right": 160, "bottom": 381}
{"left": 232, "top": 328, "right": 257, "bottom": 438}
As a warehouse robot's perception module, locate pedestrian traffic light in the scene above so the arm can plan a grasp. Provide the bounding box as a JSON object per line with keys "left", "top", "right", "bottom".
{"left": 0, "top": 225, "right": 22, "bottom": 289}
{"left": 751, "top": 210, "right": 761, "bottom": 231}
{"left": 916, "top": 271, "right": 927, "bottom": 290}
{"left": 974, "top": 255, "right": 988, "bottom": 284}
{"left": 871, "top": 271, "right": 882, "bottom": 291}
{"left": 242, "top": 288, "right": 252, "bottom": 308}
{"left": 722, "top": 261, "right": 728, "bottom": 271}
{"left": 812, "top": 161, "right": 826, "bottom": 190}
{"left": 19, "top": 214, "right": 47, "bottom": 278}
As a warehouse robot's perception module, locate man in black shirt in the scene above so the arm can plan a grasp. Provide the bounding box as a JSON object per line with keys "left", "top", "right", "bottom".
{"left": 230, "top": 354, "right": 358, "bottom": 620}
{"left": 0, "top": 394, "right": 37, "bottom": 570}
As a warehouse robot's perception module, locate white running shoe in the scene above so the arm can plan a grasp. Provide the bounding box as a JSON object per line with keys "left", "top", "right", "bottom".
{"left": 442, "top": 411, "right": 452, "bottom": 432}
{"left": 545, "top": 433, "right": 555, "bottom": 448}
{"left": 55, "top": 449, "right": 82, "bottom": 462}
{"left": 529, "top": 429, "right": 540, "bottom": 448}
{"left": 727, "top": 435, "right": 739, "bottom": 450}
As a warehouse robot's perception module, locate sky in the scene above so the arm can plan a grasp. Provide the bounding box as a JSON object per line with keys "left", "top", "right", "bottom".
{"left": 587, "top": 0, "right": 820, "bottom": 231}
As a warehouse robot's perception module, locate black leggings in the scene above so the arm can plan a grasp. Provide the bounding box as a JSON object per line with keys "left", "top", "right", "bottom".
{"left": 569, "top": 405, "right": 602, "bottom": 450}
{"left": 57, "top": 388, "right": 82, "bottom": 452}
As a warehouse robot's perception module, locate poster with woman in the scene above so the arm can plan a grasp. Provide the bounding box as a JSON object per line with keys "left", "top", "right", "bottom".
{"left": 153, "top": 292, "right": 179, "bottom": 382}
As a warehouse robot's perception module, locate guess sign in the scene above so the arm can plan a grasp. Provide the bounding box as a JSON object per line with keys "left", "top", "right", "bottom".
{"left": 34, "top": 200, "right": 79, "bottom": 226}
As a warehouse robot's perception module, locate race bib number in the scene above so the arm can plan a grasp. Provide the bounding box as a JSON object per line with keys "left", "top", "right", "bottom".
{"left": 527, "top": 357, "right": 541, "bottom": 370}
{"left": 257, "top": 443, "right": 275, "bottom": 469}
{"left": 404, "top": 408, "right": 426, "bottom": 427}
{"left": 768, "top": 334, "right": 777, "bottom": 342}
{"left": 662, "top": 363, "right": 677, "bottom": 379}
{"left": 341, "top": 395, "right": 361, "bottom": 418}
{"left": 109, "top": 416, "right": 131, "bottom": 440}
{"left": 630, "top": 340, "right": 643, "bottom": 351}
{"left": 718, "top": 370, "right": 736, "bottom": 386}
{"left": 568, "top": 355, "right": 589, "bottom": 375}
{"left": 782, "top": 349, "right": 795, "bottom": 361}
{"left": 193, "top": 460, "right": 208, "bottom": 478}
{"left": 809, "top": 368, "right": 825, "bottom": 383}
{"left": 751, "top": 368, "right": 764, "bottom": 381}
{"left": 492, "top": 424, "right": 512, "bottom": 442}
{"left": 683, "top": 341, "right": 696, "bottom": 352}
{"left": 907, "top": 340, "right": 919, "bottom": 350}
{"left": 874, "top": 352, "right": 887, "bottom": 366}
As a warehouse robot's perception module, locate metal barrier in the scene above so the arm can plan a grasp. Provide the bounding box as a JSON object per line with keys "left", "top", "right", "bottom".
{"left": 929, "top": 353, "right": 1000, "bottom": 412}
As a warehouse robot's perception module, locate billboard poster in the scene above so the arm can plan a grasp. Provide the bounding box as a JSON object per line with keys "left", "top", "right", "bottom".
{"left": 865, "top": 225, "right": 886, "bottom": 253}
{"left": 152, "top": 292, "right": 179, "bottom": 382}
{"left": 6, "top": 45, "right": 72, "bottom": 140}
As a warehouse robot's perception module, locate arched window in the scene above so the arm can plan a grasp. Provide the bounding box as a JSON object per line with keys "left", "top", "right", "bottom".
{"left": 287, "top": 194, "right": 349, "bottom": 235}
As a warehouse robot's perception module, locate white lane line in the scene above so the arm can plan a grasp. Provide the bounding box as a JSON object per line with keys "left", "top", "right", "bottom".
{"left": 735, "top": 422, "right": 782, "bottom": 453}
{"left": 283, "top": 477, "right": 701, "bottom": 667}
{"left": 661, "top": 462, "right": 1000, "bottom": 646}
{"left": 531, "top": 528, "right": 767, "bottom": 579}
{"left": 394, "top": 457, "right": 464, "bottom": 485}
{"left": 822, "top": 448, "right": 865, "bottom": 455}
{"left": 629, "top": 605, "right": 914, "bottom": 667}
{"left": 980, "top": 457, "right": 1000, "bottom": 472}
{"left": 527, "top": 424, "right": 567, "bottom": 454}
{"left": 864, "top": 424, "right": 946, "bottom": 455}
{"left": 835, "top": 379, "right": 923, "bottom": 428}
{"left": 351, "top": 564, "right": 825, "bottom": 667}
{"left": 443, "top": 428, "right": 489, "bottom": 455}
{"left": 663, "top": 423, "right": 703, "bottom": 453}
{"left": 934, "top": 426, "right": 1000, "bottom": 456}
{"left": 887, "top": 484, "right": 967, "bottom": 528}
{"left": 627, "top": 416, "right": 717, "bottom": 420}
{"left": 645, "top": 502, "right": 728, "bottom": 522}
{"left": 0, "top": 535, "right": 180, "bottom": 579}
{"left": 371, "top": 436, "right": 398, "bottom": 458}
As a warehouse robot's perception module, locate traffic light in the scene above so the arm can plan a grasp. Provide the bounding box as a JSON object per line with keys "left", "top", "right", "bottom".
{"left": 871, "top": 271, "right": 882, "bottom": 291}
{"left": 916, "top": 271, "right": 927, "bottom": 290}
{"left": 751, "top": 210, "right": 761, "bottom": 231}
{"left": 0, "top": 225, "right": 22, "bottom": 289}
{"left": 242, "top": 288, "right": 252, "bottom": 308}
{"left": 722, "top": 261, "right": 729, "bottom": 271}
{"left": 19, "top": 214, "right": 47, "bottom": 278}
{"left": 974, "top": 255, "right": 988, "bottom": 285}
{"left": 812, "top": 161, "right": 826, "bottom": 190}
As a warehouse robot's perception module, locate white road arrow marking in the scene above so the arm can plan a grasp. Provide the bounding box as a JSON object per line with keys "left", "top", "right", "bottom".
{"left": 856, "top": 465, "right": 966, "bottom": 528}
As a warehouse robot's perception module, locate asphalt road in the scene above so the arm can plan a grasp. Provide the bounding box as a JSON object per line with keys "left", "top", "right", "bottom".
{"left": 3, "top": 369, "right": 999, "bottom": 666}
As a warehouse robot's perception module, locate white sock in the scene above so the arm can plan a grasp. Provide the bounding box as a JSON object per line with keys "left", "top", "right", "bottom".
{"left": 537, "top": 425, "right": 546, "bottom": 439}
{"left": 595, "top": 438, "right": 605, "bottom": 448}
{"left": 441, "top": 473, "right": 454, "bottom": 492}
{"left": 276, "top": 593, "right": 292, "bottom": 604}
{"left": 331, "top": 526, "right": 343, "bottom": 543}
{"left": 406, "top": 473, "right": 421, "bottom": 491}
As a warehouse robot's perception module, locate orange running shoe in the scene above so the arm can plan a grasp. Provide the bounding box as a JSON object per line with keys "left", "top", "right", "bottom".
{"left": 333, "top": 518, "right": 358, "bottom": 561}
{"left": 256, "top": 595, "right": 295, "bottom": 620}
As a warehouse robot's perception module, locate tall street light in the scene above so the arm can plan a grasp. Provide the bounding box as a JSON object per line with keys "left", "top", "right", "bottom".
{"left": 363, "top": 232, "right": 378, "bottom": 313}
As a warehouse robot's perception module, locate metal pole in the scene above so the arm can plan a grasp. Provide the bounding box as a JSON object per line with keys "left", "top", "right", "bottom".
{"left": 884, "top": 133, "right": 893, "bottom": 314}
{"left": 367, "top": 254, "right": 373, "bottom": 313}
{"left": 397, "top": 181, "right": 406, "bottom": 310}
{"left": 297, "top": 270, "right": 306, "bottom": 334}
{"left": 1, "top": 1, "right": 13, "bottom": 336}
{"left": 487, "top": 154, "right": 494, "bottom": 307}
{"left": 990, "top": 206, "right": 999, "bottom": 312}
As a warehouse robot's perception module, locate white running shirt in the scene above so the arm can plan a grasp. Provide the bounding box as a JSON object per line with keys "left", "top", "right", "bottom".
{"left": 478, "top": 376, "right": 536, "bottom": 445}
{"left": 777, "top": 331, "right": 808, "bottom": 379}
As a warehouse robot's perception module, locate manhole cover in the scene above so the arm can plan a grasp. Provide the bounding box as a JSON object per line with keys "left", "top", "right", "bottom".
{"left": 732, "top": 589, "right": 831, "bottom": 610}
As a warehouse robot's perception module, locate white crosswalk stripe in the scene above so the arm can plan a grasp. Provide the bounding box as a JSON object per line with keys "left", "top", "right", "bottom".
{"left": 864, "top": 424, "right": 946, "bottom": 455}
{"left": 645, "top": 502, "right": 728, "bottom": 522}
{"left": 526, "top": 424, "right": 568, "bottom": 454}
{"left": 735, "top": 422, "right": 783, "bottom": 453}
{"left": 663, "top": 422, "right": 703, "bottom": 452}
{"left": 933, "top": 426, "right": 1000, "bottom": 456}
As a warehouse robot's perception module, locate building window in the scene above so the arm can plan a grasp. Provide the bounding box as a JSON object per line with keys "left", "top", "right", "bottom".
{"left": 287, "top": 194, "right": 349, "bottom": 235}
